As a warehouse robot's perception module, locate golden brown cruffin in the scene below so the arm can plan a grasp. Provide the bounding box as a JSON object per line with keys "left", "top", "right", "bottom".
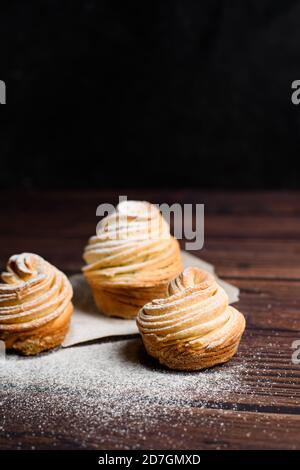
{"left": 0, "top": 253, "right": 73, "bottom": 355}
{"left": 83, "top": 200, "right": 183, "bottom": 319}
{"left": 137, "top": 266, "right": 246, "bottom": 371}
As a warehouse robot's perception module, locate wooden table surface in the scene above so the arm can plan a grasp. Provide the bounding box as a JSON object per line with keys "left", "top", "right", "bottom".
{"left": 0, "top": 189, "right": 300, "bottom": 450}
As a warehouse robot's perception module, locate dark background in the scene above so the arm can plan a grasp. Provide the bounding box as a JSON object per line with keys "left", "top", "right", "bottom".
{"left": 1, "top": 0, "right": 300, "bottom": 189}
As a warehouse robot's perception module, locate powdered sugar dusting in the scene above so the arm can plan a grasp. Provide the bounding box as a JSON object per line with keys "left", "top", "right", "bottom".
{"left": 0, "top": 338, "right": 247, "bottom": 449}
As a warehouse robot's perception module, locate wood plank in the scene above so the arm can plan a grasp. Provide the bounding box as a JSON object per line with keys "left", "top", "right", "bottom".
{"left": 1, "top": 236, "right": 300, "bottom": 332}
{"left": 0, "top": 190, "right": 300, "bottom": 450}
{"left": 205, "top": 215, "right": 300, "bottom": 239}
{"left": 3, "top": 213, "right": 300, "bottom": 239}
{"left": 1, "top": 330, "right": 299, "bottom": 415}
{"left": 194, "top": 239, "right": 300, "bottom": 280}
{"left": 235, "top": 279, "right": 300, "bottom": 332}
{"left": 2, "top": 189, "right": 300, "bottom": 216}
{"left": 0, "top": 237, "right": 85, "bottom": 274}
{"left": 1, "top": 236, "right": 300, "bottom": 281}
{"left": 1, "top": 331, "right": 299, "bottom": 450}
{"left": 1, "top": 404, "right": 299, "bottom": 450}
{"left": 2, "top": 238, "right": 300, "bottom": 334}
{"left": 3, "top": 191, "right": 300, "bottom": 241}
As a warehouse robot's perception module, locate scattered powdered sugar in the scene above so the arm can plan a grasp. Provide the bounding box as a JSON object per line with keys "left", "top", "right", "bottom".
{"left": 0, "top": 338, "right": 247, "bottom": 449}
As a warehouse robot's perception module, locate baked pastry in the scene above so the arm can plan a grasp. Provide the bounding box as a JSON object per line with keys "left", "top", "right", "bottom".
{"left": 137, "top": 267, "right": 245, "bottom": 370}
{"left": 0, "top": 253, "right": 73, "bottom": 355}
{"left": 83, "top": 200, "right": 182, "bottom": 319}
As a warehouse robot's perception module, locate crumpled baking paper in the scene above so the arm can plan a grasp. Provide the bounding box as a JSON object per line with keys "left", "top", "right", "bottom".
{"left": 62, "top": 251, "right": 239, "bottom": 348}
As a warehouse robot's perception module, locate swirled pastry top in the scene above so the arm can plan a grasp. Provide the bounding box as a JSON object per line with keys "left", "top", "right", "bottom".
{"left": 83, "top": 201, "right": 182, "bottom": 287}
{"left": 137, "top": 267, "right": 245, "bottom": 350}
{"left": 0, "top": 253, "right": 73, "bottom": 333}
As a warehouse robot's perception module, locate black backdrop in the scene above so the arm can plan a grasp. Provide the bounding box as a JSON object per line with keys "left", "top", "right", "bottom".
{"left": 1, "top": 0, "right": 300, "bottom": 189}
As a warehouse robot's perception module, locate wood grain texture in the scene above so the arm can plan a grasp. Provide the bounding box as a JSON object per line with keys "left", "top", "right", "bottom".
{"left": 0, "top": 190, "right": 300, "bottom": 450}
{"left": 1, "top": 400, "right": 299, "bottom": 450}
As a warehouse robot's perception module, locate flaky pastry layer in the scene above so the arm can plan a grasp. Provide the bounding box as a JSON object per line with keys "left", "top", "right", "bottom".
{"left": 83, "top": 201, "right": 182, "bottom": 318}
{"left": 0, "top": 253, "right": 73, "bottom": 355}
{"left": 137, "top": 267, "right": 245, "bottom": 370}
